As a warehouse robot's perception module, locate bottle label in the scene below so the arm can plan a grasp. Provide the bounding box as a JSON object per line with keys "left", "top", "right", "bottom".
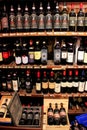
{"left": 46, "top": 14, "right": 52, "bottom": 29}
{"left": 60, "top": 111, "right": 66, "bottom": 116}
{"left": 42, "top": 82, "right": 48, "bottom": 89}
{"left": 55, "top": 83, "right": 61, "bottom": 93}
{"left": 85, "top": 17, "right": 87, "bottom": 26}
{"left": 61, "top": 13, "right": 68, "bottom": 29}
{"left": 78, "top": 82, "right": 85, "bottom": 92}
{"left": 1, "top": 17, "right": 8, "bottom": 29}
{"left": 9, "top": 15, "right": 16, "bottom": 29}
{"left": 16, "top": 14, "right": 23, "bottom": 29}
{"left": 48, "top": 111, "right": 53, "bottom": 116}
{"left": 38, "top": 14, "right": 45, "bottom": 29}
{"left": 2, "top": 82, "right": 6, "bottom": 88}
{"left": 49, "top": 82, "right": 55, "bottom": 89}
{"left": 15, "top": 56, "right": 21, "bottom": 64}
{"left": 85, "top": 81, "right": 87, "bottom": 91}
{"left": 54, "top": 112, "right": 60, "bottom": 118}
{"left": 26, "top": 81, "right": 30, "bottom": 89}
{"left": 22, "top": 55, "right": 28, "bottom": 64}
{"left": 2, "top": 52, "right": 9, "bottom": 59}
{"left": 61, "top": 82, "right": 66, "bottom": 88}
{"left": 78, "top": 51, "right": 84, "bottom": 60}
{"left": 36, "top": 83, "right": 41, "bottom": 91}
{"left": 0, "top": 52, "right": 3, "bottom": 61}
{"left": 12, "top": 80, "right": 18, "bottom": 91}
{"left": 61, "top": 51, "right": 67, "bottom": 59}
{"left": 73, "top": 82, "right": 78, "bottom": 88}
{"left": 67, "top": 52, "right": 73, "bottom": 63}
{"left": 83, "top": 52, "right": 87, "bottom": 63}
{"left": 54, "top": 49, "right": 60, "bottom": 62}
{"left": 54, "top": 14, "right": 60, "bottom": 29}
{"left": 35, "top": 51, "right": 41, "bottom": 60}
{"left": 31, "top": 14, "right": 37, "bottom": 29}
{"left": 67, "top": 82, "right": 72, "bottom": 88}
{"left": 7, "top": 81, "right": 12, "bottom": 90}
{"left": 41, "top": 49, "right": 47, "bottom": 62}
{"left": 77, "top": 17, "right": 84, "bottom": 26}
{"left": 23, "top": 14, "right": 30, "bottom": 29}
{"left": 29, "top": 52, "right": 34, "bottom": 63}
{"left": 69, "top": 17, "right": 76, "bottom": 26}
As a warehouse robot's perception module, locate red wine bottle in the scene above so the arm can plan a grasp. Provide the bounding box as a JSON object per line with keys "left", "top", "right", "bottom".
{"left": 73, "top": 70, "right": 79, "bottom": 93}
{"left": 53, "top": 103, "right": 60, "bottom": 125}
{"left": 67, "top": 70, "right": 73, "bottom": 93}
{"left": 61, "top": 70, "right": 67, "bottom": 93}
{"left": 60, "top": 103, "right": 67, "bottom": 125}
{"left": 49, "top": 71, "right": 55, "bottom": 94}
{"left": 47, "top": 103, "right": 54, "bottom": 125}
{"left": 42, "top": 71, "right": 48, "bottom": 94}
{"left": 36, "top": 70, "right": 41, "bottom": 93}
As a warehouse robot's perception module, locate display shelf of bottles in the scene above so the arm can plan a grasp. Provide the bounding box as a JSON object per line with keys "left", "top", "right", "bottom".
{"left": 68, "top": 107, "right": 87, "bottom": 115}
{"left": 1, "top": 32, "right": 87, "bottom": 38}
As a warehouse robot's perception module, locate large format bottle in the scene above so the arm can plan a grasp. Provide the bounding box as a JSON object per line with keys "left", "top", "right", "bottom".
{"left": 69, "top": 4, "right": 76, "bottom": 31}
{"left": 61, "top": 70, "right": 67, "bottom": 93}
{"left": 34, "top": 41, "right": 41, "bottom": 64}
{"left": 41, "top": 41, "right": 48, "bottom": 65}
{"left": 54, "top": 41, "right": 61, "bottom": 65}
{"left": 67, "top": 43, "right": 74, "bottom": 65}
{"left": 73, "top": 70, "right": 79, "bottom": 93}
{"left": 31, "top": 3, "right": 38, "bottom": 32}
{"left": 38, "top": 2, "right": 45, "bottom": 32}
{"left": 53, "top": 103, "right": 60, "bottom": 125}
{"left": 36, "top": 70, "right": 41, "bottom": 93}
{"left": 16, "top": 4, "right": 23, "bottom": 32}
{"left": 67, "top": 70, "right": 73, "bottom": 93}
{"left": 1, "top": 5, "right": 9, "bottom": 33}
{"left": 47, "top": 103, "right": 54, "bottom": 125}
{"left": 28, "top": 40, "right": 34, "bottom": 64}
{"left": 61, "top": 39, "right": 67, "bottom": 65}
{"left": 61, "top": 2, "right": 68, "bottom": 31}
{"left": 42, "top": 71, "right": 48, "bottom": 94}
{"left": 60, "top": 103, "right": 67, "bottom": 125}
{"left": 9, "top": 5, "right": 16, "bottom": 32}
{"left": 53, "top": 2, "right": 60, "bottom": 31}
{"left": 77, "top": 3, "right": 84, "bottom": 32}
{"left": 23, "top": 4, "right": 30, "bottom": 32}
{"left": 49, "top": 71, "right": 55, "bottom": 94}
{"left": 45, "top": 2, "right": 52, "bottom": 32}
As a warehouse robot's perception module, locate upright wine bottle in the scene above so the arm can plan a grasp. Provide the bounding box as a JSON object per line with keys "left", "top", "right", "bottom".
{"left": 28, "top": 40, "right": 34, "bottom": 64}
{"left": 0, "top": 99, "right": 8, "bottom": 117}
{"left": 67, "top": 43, "right": 74, "bottom": 65}
{"left": 53, "top": 103, "right": 60, "bottom": 125}
{"left": 60, "top": 103, "right": 67, "bottom": 125}
{"left": 84, "top": 70, "right": 87, "bottom": 92}
{"left": 67, "top": 70, "right": 73, "bottom": 93}
{"left": 69, "top": 4, "right": 76, "bottom": 31}
{"left": 77, "top": 3, "right": 84, "bottom": 32}
{"left": 83, "top": 39, "right": 87, "bottom": 64}
{"left": 61, "top": 70, "right": 67, "bottom": 93}
{"left": 54, "top": 71, "right": 61, "bottom": 93}
{"left": 12, "top": 71, "right": 19, "bottom": 92}
{"left": 6, "top": 72, "right": 13, "bottom": 92}
{"left": 1, "top": 71, "right": 7, "bottom": 91}
{"left": 73, "top": 70, "right": 79, "bottom": 93}
{"left": 49, "top": 71, "right": 55, "bottom": 94}
{"left": 36, "top": 70, "right": 41, "bottom": 93}
{"left": 33, "top": 108, "right": 40, "bottom": 125}
{"left": 47, "top": 103, "right": 54, "bottom": 125}
{"left": 22, "top": 42, "right": 28, "bottom": 65}
{"left": 42, "top": 71, "right": 48, "bottom": 94}
{"left": 84, "top": 9, "right": 87, "bottom": 31}
{"left": 19, "top": 71, "right": 25, "bottom": 89}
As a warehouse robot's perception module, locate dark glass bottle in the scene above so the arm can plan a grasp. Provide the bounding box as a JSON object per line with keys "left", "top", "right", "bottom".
{"left": 0, "top": 43, "right": 3, "bottom": 65}
{"left": 36, "top": 70, "right": 41, "bottom": 93}
{"left": 69, "top": 4, "right": 76, "bottom": 31}
{"left": 28, "top": 39, "right": 34, "bottom": 64}
{"left": 49, "top": 71, "right": 55, "bottom": 94}
{"left": 45, "top": 2, "right": 52, "bottom": 32}
{"left": 42, "top": 71, "right": 48, "bottom": 94}
{"left": 23, "top": 4, "right": 30, "bottom": 32}
{"left": 53, "top": 103, "right": 60, "bottom": 125}
{"left": 6, "top": 72, "right": 13, "bottom": 92}
{"left": 73, "top": 70, "right": 79, "bottom": 93}
{"left": 19, "top": 110, "right": 27, "bottom": 125}
{"left": 22, "top": 42, "right": 28, "bottom": 65}
{"left": 16, "top": 4, "right": 23, "bottom": 32}
{"left": 67, "top": 70, "right": 73, "bottom": 93}
{"left": 61, "top": 40, "right": 67, "bottom": 65}
{"left": 53, "top": 2, "right": 60, "bottom": 31}
{"left": 47, "top": 103, "right": 54, "bottom": 125}
{"left": 34, "top": 41, "right": 41, "bottom": 65}
{"left": 84, "top": 70, "right": 87, "bottom": 92}
{"left": 25, "top": 70, "right": 32, "bottom": 93}
{"left": 1, "top": 71, "right": 7, "bottom": 91}
{"left": 54, "top": 71, "right": 61, "bottom": 94}
{"left": 54, "top": 41, "right": 61, "bottom": 65}
{"left": 15, "top": 40, "right": 22, "bottom": 65}
{"left": 78, "top": 70, "right": 85, "bottom": 93}
{"left": 84, "top": 10, "right": 87, "bottom": 31}
{"left": 38, "top": 2, "right": 45, "bottom": 32}
{"left": 83, "top": 39, "right": 87, "bottom": 64}
{"left": 27, "top": 108, "right": 33, "bottom": 125}
{"left": 19, "top": 71, "right": 25, "bottom": 90}
{"left": 33, "top": 108, "right": 40, "bottom": 125}
{"left": 77, "top": 42, "right": 84, "bottom": 65}
{"left": 60, "top": 103, "right": 67, "bottom": 125}
{"left": 61, "top": 70, "right": 67, "bottom": 93}
{"left": 31, "top": 3, "right": 38, "bottom": 32}
{"left": 12, "top": 72, "right": 19, "bottom": 92}
{"left": 61, "top": 2, "right": 68, "bottom": 31}
{"left": 77, "top": 3, "right": 84, "bottom": 32}
{"left": 1, "top": 5, "right": 9, "bottom": 33}
{"left": 41, "top": 41, "right": 48, "bottom": 65}
{"left": 67, "top": 43, "right": 74, "bottom": 65}
{"left": 0, "top": 99, "right": 8, "bottom": 117}
{"left": 9, "top": 5, "right": 16, "bottom": 32}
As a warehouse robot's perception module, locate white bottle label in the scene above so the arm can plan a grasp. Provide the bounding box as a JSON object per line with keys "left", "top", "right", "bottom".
{"left": 67, "top": 52, "right": 73, "bottom": 63}
{"left": 42, "top": 82, "right": 48, "bottom": 89}
{"left": 67, "top": 82, "right": 72, "bottom": 88}
{"left": 12, "top": 80, "right": 18, "bottom": 91}
{"left": 22, "top": 55, "right": 28, "bottom": 64}
{"left": 15, "top": 56, "right": 21, "bottom": 64}
{"left": 78, "top": 51, "right": 84, "bottom": 60}
{"left": 84, "top": 81, "right": 87, "bottom": 91}
{"left": 61, "top": 82, "right": 66, "bottom": 88}
{"left": 49, "top": 82, "right": 55, "bottom": 89}
{"left": 84, "top": 52, "right": 87, "bottom": 63}
{"left": 61, "top": 51, "right": 67, "bottom": 59}
{"left": 55, "top": 83, "right": 61, "bottom": 93}
{"left": 78, "top": 82, "right": 85, "bottom": 92}
{"left": 73, "top": 82, "right": 78, "bottom": 88}
{"left": 36, "top": 83, "right": 41, "bottom": 91}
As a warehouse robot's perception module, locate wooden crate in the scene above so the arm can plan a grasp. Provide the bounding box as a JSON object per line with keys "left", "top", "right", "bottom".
{"left": 43, "top": 98, "right": 70, "bottom": 130}
{"left": 0, "top": 96, "right": 12, "bottom": 124}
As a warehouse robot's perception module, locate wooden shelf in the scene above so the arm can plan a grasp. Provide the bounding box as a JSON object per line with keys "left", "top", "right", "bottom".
{"left": 0, "top": 31, "right": 87, "bottom": 37}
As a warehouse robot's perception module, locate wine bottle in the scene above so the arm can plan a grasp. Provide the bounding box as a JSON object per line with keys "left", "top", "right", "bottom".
{"left": 69, "top": 4, "right": 76, "bottom": 31}
{"left": 83, "top": 38, "right": 87, "bottom": 64}
{"left": 0, "top": 99, "right": 8, "bottom": 117}
{"left": 53, "top": 103, "right": 60, "bottom": 125}
{"left": 33, "top": 108, "right": 40, "bottom": 125}
{"left": 42, "top": 71, "right": 48, "bottom": 94}
{"left": 27, "top": 108, "right": 33, "bottom": 125}
{"left": 73, "top": 70, "right": 79, "bottom": 93}
{"left": 36, "top": 70, "right": 41, "bottom": 93}
{"left": 61, "top": 70, "right": 67, "bottom": 93}
{"left": 19, "top": 71, "right": 25, "bottom": 89}
{"left": 12, "top": 71, "right": 19, "bottom": 91}
{"left": 28, "top": 39, "right": 34, "bottom": 64}
{"left": 1, "top": 71, "right": 7, "bottom": 91}
{"left": 0, "top": 43, "right": 3, "bottom": 65}
{"left": 67, "top": 70, "right": 73, "bottom": 93}
{"left": 53, "top": 2, "right": 60, "bottom": 31}
{"left": 22, "top": 42, "right": 28, "bottom": 65}
{"left": 6, "top": 72, "right": 13, "bottom": 92}
{"left": 67, "top": 43, "right": 74, "bottom": 65}
{"left": 49, "top": 71, "right": 55, "bottom": 94}
{"left": 60, "top": 103, "right": 67, "bottom": 125}
{"left": 47, "top": 103, "right": 54, "bottom": 125}
{"left": 84, "top": 9, "right": 87, "bottom": 31}
{"left": 54, "top": 71, "right": 61, "bottom": 93}
{"left": 77, "top": 3, "right": 84, "bottom": 32}
{"left": 84, "top": 70, "right": 87, "bottom": 92}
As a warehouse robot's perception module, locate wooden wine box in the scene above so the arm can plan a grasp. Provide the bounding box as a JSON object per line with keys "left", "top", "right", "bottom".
{"left": 43, "top": 98, "right": 70, "bottom": 130}
{"left": 0, "top": 95, "right": 12, "bottom": 125}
